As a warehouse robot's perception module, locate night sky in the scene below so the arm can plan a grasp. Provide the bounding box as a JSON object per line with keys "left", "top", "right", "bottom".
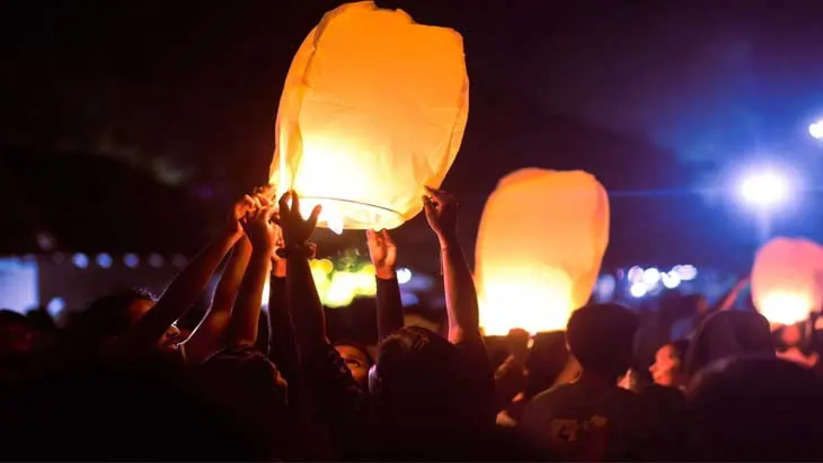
{"left": 3, "top": 0, "right": 823, "bottom": 273}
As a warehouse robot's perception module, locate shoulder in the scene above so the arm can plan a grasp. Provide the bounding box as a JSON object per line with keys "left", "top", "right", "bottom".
{"left": 523, "top": 383, "right": 575, "bottom": 420}
{"left": 531, "top": 383, "right": 576, "bottom": 403}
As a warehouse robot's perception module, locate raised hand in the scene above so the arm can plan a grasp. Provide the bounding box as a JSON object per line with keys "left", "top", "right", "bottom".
{"left": 252, "top": 184, "right": 276, "bottom": 206}
{"left": 243, "top": 206, "right": 277, "bottom": 252}
{"left": 275, "top": 191, "right": 321, "bottom": 248}
{"left": 423, "top": 186, "right": 458, "bottom": 242}
{"left": 228, "top": 194, "right": 257, "bottom": 238}
{"left": 366, "top": 229, "right": 397, "bottom": 280}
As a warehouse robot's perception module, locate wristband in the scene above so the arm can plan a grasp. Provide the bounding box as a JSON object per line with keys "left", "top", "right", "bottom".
{"left": 275, "top": 242, "right": 315, "bottom": 259}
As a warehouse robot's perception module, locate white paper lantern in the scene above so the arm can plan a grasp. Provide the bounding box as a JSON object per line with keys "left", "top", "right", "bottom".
{"left": 270, "top": 1, "right": 469, "bottom": 232}
{"left": 751, "top": 237, "right": 823, "bottom": 325}
{"left": 475, "top": 169, "right": 610, "bottom": 335}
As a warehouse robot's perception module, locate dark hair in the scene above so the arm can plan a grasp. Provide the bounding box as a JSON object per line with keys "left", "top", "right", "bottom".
{"left": 0, "top": 309, "right": 30, "bottom": 327}
{"left": 525, "top": 330, "right": 569, "bottom": 398}
{"left": 687, "top": 356, "right": 823, "bottom": 460}
{"left": 69, "top": 289, "right": 156, "bottom": 353}
{"left": 566, "top": 303, "right": 638, "bottom": 379}
{"left": 684, "top": 310, "right": 773, "bottom": 377}
{"left": 374, "top": 326, "right": 459, "bottom": 425}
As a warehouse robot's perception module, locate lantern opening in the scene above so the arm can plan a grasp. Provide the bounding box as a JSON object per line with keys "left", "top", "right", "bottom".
{"left": 759, "top": 291, "right": 812, "bottom": 325}
{"left": 479, "top": 265, "right": 574, "bottom": 335}
{"left": 295, "top": 196, "right": 405, "bottom": 234}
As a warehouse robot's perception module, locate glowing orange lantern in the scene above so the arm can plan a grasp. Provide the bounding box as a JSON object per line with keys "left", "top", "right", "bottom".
{"left": 270, "top": 1, "right": 469, "bottom": 233}
{"left": 475, "top": 169, "right": 610, "bottom": 335}
{"left": 751, "top": 237, "right": 823, "bottom": 325}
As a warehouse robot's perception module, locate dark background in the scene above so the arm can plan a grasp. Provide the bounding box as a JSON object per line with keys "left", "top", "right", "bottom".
{"left": 3, "top": 0, "right": 823, "bottom": 275}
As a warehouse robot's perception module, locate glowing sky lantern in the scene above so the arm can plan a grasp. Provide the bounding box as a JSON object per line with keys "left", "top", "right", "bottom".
{"left": 475, "top": 169, "right": 610, "bottom": 335}
{"left": 270, "top": 1, "right": 469, "bottom": 233}
{"left": 751, "top": 237, "right": 823, "bottom": 325}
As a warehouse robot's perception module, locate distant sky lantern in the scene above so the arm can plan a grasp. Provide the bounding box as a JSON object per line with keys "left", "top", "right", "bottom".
{"left": 751, "top": 237, "right": 823, "bottom": 326}
{"left": 270, "top": 1, "right": 469, "bottom": 233}
{"left": 475, "top": 169, "right": 610, "bottom": 335}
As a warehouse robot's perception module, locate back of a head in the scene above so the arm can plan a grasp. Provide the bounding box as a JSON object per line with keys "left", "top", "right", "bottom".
{"left": 376, "top": 326, "right": 459, "bottom": 426}
{"left": 0, "top": 309, "right": 34, "bottom": 360}
{"left": 195, "top": 348, "right": 288, "bottom": 458}
{"left": 684, "top": 310, "right": 774, "bottom": 377}
{"left": 525, "top": 331, "right": 569, "bottom": 397}
{"left": 63, "top": 289, "right": 156, "bottom": 362}
{"left": 687, "top": 356, "right": 823, "bottom": 460}
{"left": 566, "top": 303, "right": 638, "bottom": 379}
{"left": 74, "top": 289, "right": 155, "bottom": 336}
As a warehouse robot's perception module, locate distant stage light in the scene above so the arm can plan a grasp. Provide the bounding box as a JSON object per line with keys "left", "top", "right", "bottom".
{"left": 674, "top": 264, "right": 698, "bottom": 281}
{"left": 123, "top": 253, "right": 140, "bottom": 268}
{"left": 47, "top": 297, "right": 66, "bottom": 317}
{"left": 148, "top": 253, "right": 165, "bottom": 268}
{"left": 72, "top": 253, "right": 89, "bottom": 269}
{"left": 810, "top": 120, "right": 823, "bottom": 139}
{"left": 739, "top": 171, "right": 789, "bottom": 208}
{"left": 96, "top": 253, "right": 112, "bottom": 268}
{"left": 396, "top": 267, "right": 412, "bottom": 285}
{"left": 661, "top": 271, "right": 681, "bottom": 289}
{"left": 627, "top": 266, "right": 644, "bottom": 284}
{"left": 643, "top": 267, "right": 661, "bottom": 286}
{"left": 630, "top": 282, "right": 647, "bottom": 298}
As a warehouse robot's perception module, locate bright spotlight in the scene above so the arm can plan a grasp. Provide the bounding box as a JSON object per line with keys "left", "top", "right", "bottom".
{"left": 739, "top": 171, "right": 789, "bottom": 208}
{"left": 810, "top": 121, "right": 823, "bottom": 139}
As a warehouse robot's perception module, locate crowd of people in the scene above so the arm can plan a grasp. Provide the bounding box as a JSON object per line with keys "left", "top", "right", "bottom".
{"left": 2, "top": 184, "right": 823, "bottom": 461}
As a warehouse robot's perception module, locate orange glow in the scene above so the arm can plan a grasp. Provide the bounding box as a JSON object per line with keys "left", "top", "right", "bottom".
{"left": 271, "top": 1, "right": 469, "bottom": 232}
{"left": 475, "top": 169, "right": 610, "bottom": 335}
{"left": 751, "top": 237, "right": 823, "bottom": 325}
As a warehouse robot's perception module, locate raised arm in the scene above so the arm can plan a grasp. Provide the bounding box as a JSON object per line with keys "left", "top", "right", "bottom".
{"left": 116, "top": 196, "right": 254, "bottom": 355}
{"left": 227, "top": 205, "right": 278, "bottom": 349}
{"left": 183, "top": 236, "right": 252, "bottom": 364}
{"left": 276, "top": 191, "right": 327, "bottom": 357}
{"left": 710, "top": 275, "right": 751, "bottom": 313}
{"left": 367, "top": 229, "right": 403, "bottom": 341}
{"left": 423, "top": 186, "right": 480, "bottom": 344}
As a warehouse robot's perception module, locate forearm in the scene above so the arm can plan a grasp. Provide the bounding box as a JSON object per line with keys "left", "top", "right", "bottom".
{"left": 184, "top": 238, "right": 252, "bottom": 363}
{"left": 439, "top": 232, "right": 480, "bottom": 343}
{"left": 377, "top": 275, "right": 404, "bottom": 341}
{"left": 711, "top": 279, "right": 748, "bottom": 313}
{"left": 212, "top": 236, "right": 252, "bottom": 309}
{"left": 286, "top": 254, "right": 328, "bottom": 356}
{"left": 269, "top": 274, "right": 299, "bottom": 378}
{"left": 121, "top": 228, "right": 239, "bottom": 353}
{"left": 228, "top": 246, "right": 271, "bottom": 348}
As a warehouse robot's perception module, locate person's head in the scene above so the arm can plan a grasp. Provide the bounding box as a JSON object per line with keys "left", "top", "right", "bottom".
{"left": 74, "top": 289, "right": 180, "bottom": 355}
{"left": 566, "top": 303, "right": 638, "bottom": 382}
{"left": 649, "top": 339, "right": 689, "bottom": 388}
{"left": 0, "top": 309, "right": 35, "bottom": 359}
{"left": 687, "top": 356, "right": 823, "bottom": 460}
{"left": 525, "top": 330, "right": 571, "bottom": 398}
{"left": 334, "top": 342, "right": 373, "bottom": 389}
{"left": 684, "top": 310, "right": 774, "bottom": 377}
{"left": 196, "top": 347, "right": 289, "bottom": 458}
{"left": 372, "top": 326, "right": 464, "bottom": 429}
